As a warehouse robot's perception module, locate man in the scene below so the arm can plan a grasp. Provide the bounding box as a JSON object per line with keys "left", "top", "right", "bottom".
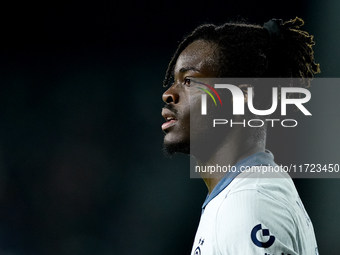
{"left": 161, "top": 18, "right": 319, "bottom": 254}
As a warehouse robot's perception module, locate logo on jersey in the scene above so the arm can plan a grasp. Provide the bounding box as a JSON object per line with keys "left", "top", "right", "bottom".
{"left": 193, "top": 237, "right": 204, "bottom": 255}
{"left": 251, "top": 224, "right": 275, "bottom": 248}
{"left": 193, "top": 247, "right": 201, "bottom": 255}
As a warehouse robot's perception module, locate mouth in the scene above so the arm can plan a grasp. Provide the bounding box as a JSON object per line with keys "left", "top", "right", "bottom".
{"left": 161, "top": 109, "right": 178, "bottom": 131}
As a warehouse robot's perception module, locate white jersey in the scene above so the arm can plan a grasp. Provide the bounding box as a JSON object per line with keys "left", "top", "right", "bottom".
{"left": 191, "top": 151, "right": 318, "bottom": 255}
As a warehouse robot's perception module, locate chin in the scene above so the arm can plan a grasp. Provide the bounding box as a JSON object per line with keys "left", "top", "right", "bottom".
{"left": 163, "top": 136, "right": 190, "bottom": 155}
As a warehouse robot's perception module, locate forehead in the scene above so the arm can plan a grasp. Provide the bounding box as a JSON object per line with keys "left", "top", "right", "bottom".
{"left": 174, "top": 40, "right": 220, "bottom": 76}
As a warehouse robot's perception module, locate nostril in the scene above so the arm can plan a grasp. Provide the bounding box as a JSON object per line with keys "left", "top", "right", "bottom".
{"left": 166, "top": 96, "right": 174, "bottom": 103}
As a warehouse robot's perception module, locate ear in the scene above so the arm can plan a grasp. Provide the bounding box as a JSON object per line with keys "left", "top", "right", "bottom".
{"left": 238, "top": 84, "right": 254, "bottom": 103}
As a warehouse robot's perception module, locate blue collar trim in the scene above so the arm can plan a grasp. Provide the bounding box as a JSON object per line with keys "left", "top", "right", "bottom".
{"left": 202, "top": 150, "right": 276, "bottom": 210}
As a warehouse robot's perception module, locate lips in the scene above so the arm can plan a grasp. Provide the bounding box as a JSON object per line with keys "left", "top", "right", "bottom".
{"left": 161, "top": 108, "right": 178, "bottom": 131}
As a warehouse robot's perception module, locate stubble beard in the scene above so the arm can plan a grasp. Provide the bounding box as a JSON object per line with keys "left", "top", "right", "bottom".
{"left": 162, "top": 139, "right": 190, "bottom": 157}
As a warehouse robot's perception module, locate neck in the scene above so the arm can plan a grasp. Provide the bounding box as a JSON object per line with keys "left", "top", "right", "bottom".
{"left": 195, "top": 127, "right": 266, "bottom": 194}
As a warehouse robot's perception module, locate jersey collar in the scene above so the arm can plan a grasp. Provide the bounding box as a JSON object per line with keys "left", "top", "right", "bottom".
{"left": 202, "top": 150, "right": 276, "bottom": 210}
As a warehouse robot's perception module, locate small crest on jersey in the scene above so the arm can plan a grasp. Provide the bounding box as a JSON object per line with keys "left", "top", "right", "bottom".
{"left": 193, "top": 237, "right": 205, "bottom": 255}
{"left": 198, "top": 238, "right": 205, "bottom": 245}
{"left": 194, "top": 246, "right": 201, "bottom": 255}
{"left": 251, "top": 224, "right": 275, "bottom": 248}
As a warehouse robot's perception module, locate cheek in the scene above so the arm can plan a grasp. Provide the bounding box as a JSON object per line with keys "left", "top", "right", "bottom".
{"left": 189, "top": 91, "right": 234, "bottom": 141}
{"left": 189, "top": 94, "right": 202, "bottom": 124}
{"left": 189, "top": 94, "right": 214, "bottom": 135}
{"left": 189, "top": 92, "right": 219, "bottom": 122}
{"left": 189, "top": 89, "right": 206, "bottom": 113}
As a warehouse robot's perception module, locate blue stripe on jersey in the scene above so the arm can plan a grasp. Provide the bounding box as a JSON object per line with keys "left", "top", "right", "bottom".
{"left": 201, "top": 150, "right": 277, "bottom": 211}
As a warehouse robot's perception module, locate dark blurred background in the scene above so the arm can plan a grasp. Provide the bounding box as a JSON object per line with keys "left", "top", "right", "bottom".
{"left": 0, "top": 1, "right": 339, "bottom": 254}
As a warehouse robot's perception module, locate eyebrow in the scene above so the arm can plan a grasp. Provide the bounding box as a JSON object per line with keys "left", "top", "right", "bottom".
{"left": 179, "top": 67, "right": 200, "bottom": 73}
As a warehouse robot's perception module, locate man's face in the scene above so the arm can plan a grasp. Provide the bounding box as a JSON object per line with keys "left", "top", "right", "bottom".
{"left": 161, "top": 40, "right": 221, "bottom": 155}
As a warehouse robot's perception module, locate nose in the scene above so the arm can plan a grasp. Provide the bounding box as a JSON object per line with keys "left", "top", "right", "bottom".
{"left": 162, "top": 84, "right": 179, "bottom": 104}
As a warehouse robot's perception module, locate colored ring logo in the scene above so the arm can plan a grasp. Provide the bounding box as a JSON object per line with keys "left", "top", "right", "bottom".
{"left": 194, "top": 80, "right": 223, "bottom": 106}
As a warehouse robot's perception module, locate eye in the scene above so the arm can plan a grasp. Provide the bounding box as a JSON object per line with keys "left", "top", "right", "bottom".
{"left": 184, "top": 77, "right": 191, "bottom": 86}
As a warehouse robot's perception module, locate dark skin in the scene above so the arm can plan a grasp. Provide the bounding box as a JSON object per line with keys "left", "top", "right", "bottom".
{"left": 162, "top": 40, "right": 265, "bottom": 194}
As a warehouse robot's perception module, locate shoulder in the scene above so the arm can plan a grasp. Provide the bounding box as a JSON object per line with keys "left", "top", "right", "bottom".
{"left": 215, "top": 172, "right": 300, "bottom": 254}
{"left": 217, "top": 170, "right": 299, "bottom": 225}
{"left": 228, "top": 170, "right": 298, "bottom": 203}
{"left": 217, "top": 173, "right": 298, "bottom": 226}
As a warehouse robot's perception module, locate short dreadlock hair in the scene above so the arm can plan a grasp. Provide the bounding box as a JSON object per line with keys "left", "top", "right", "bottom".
{"left": 163, "top": 17, "right": 320, "bottom": 87}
